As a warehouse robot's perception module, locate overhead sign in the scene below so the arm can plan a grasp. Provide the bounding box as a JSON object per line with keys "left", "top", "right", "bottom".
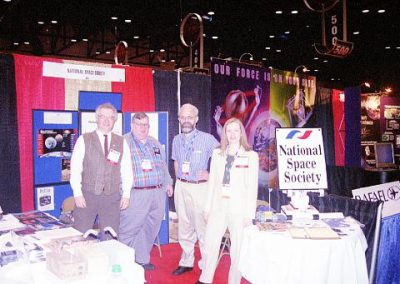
{"left": 352, "top": 181, "right": 400, "bottom": 218}
{"left": 276, "top": 128, "right": 327, "bottom": 190}
{"left": 43, "top": 61, "right": 125, "bottom": 82}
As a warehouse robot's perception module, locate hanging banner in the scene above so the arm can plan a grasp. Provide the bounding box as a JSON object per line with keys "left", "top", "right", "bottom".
{"left": 269, "top": 69, "right": 317, "bottom": 188}
{"left": 210, "top": 58, "right": 270, "bottom": 188}
{"left": 43, "top": 61, "right": 125, "bottom": 82}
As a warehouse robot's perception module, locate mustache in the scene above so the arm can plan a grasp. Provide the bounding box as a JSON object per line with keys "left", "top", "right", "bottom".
{"left": 181, "top": 122, "right": 194, "bottom": 128}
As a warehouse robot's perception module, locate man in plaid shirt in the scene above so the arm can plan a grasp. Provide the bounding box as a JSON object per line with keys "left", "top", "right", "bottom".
{"left": 119, "top": 112, "right": 173, "bottom": 270}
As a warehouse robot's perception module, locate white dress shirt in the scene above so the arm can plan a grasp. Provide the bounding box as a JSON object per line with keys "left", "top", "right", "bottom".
{"left": 70, "top": 130, "right": 133, "bottom": 198}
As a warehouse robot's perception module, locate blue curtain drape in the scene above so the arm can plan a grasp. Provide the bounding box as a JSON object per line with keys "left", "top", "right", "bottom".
{"left": 376, "top": 214, "right": 400, "bottom": 284}
{"left": 0, "top": 54, "right": 21, "bottom": 213}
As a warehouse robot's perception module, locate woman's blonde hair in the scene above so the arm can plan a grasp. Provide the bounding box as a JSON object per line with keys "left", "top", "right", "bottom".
{"left": 219, "top": 117, "right": 252, "bottom": 154}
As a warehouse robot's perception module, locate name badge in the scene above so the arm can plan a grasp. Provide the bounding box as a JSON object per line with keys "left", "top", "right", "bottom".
{"left": 236, "top": 156, "right": 249, "bottom": 168}
{"left": 153, "top": 147, "right": 161, "bottom": 155}
{"left": 182, "top": 161, "right": 190, "bottom": 175}
{"left": 221, "top": 184, "right": 231, "bottom": 198}
{"left": 141, "top": 159, "right": 153, "bottom": 171}
{"left": 107, "top": 149, "right": 121, "bottom": 164}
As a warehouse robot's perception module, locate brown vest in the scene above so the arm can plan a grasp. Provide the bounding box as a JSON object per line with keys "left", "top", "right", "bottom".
{"left": 82, "top": 131, "right": 123, "bottom": 195}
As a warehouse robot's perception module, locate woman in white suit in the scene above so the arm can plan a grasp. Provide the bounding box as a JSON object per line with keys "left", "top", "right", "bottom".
{"left": 197, "top": 118, "right": 259, "bottom": 284}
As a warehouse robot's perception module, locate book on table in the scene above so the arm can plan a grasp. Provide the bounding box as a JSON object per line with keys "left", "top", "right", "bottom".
{"left": 281, "top": 204, "right": 320, "bottom": 220}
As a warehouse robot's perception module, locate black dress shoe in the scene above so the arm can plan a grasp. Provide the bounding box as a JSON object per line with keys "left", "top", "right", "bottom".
{"left": 172, "top": 266, "right": 193, "bottom": 275}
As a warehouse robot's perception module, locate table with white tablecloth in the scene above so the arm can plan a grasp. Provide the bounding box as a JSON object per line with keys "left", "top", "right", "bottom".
{"left": 239, "top": 225, "right": 369, "bottom": 284}
{"left": 0, "top": 227, "right": 145, "bottom": 284}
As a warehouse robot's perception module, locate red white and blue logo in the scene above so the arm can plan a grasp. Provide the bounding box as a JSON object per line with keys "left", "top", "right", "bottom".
{"left": 285, "top": 130, "right": 313, "bottom": 139}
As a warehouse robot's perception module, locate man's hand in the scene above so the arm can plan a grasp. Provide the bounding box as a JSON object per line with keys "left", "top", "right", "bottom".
{"left": 74, "top": 196, "right": 86, "bottom": 208}
{"left": 166, "top": 185, "right": 174, "bottom": 197}
{"left": 197, "top": 170, "right": 209, "bottom": 181}
{"left": 120, "top": 197, "right": 130, "bottom": 210}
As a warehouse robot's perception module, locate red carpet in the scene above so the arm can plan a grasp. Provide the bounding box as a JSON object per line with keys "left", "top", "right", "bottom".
{"left": 145, "top": 243, "right": 251, "bottom": 284}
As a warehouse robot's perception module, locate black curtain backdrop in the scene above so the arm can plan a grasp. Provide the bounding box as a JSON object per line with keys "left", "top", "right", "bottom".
{"left": 345, "top": 87, "right": 361, "bottom": 167}
{"left": 313, "top": 87, "right": 335, "bottom": 166}
{"left": 154, "top": 70, "right": 211, "bottom": 211}
{"left": 0, "top": 54, "right": 21, "bottom": 213}
{"left": 180, "top": 72, "right": 211, "bottom": 133}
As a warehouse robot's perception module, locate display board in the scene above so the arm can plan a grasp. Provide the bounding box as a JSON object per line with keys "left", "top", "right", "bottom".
{"left": 33, "top": 110, "right": 79, "bottom": 185}
{"left": 276, "top": 127, "right": 327, "bottom": 190}
{"left": 123, "top": 112, "right": 170, "bottom": 244}
{"left": 78, "top": 91, "right": 122, "bottom": 111}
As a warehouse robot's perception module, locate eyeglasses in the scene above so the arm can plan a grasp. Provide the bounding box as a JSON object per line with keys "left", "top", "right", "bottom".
{"left": 133, "top": 122, "right": 149, "bottom": 127}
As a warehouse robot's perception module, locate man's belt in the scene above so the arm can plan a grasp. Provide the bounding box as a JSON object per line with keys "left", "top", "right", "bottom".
{"left": 178, "top": 178, "right": 207, "bottom": 184}
{"left": 133, "top": 185, "right": 162, "bottom": 190}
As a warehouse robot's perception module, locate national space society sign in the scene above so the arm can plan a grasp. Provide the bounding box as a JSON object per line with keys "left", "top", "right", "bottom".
{"left": 276, "top": 128, "right": 328, "bottom": 190}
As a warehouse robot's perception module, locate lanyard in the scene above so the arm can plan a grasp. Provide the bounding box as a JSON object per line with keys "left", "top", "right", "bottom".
{"left": 182, "top": 130, "right": 198, "bottom": 161}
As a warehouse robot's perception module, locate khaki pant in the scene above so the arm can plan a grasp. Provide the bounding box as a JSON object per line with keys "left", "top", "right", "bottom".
{"left": 174, "top": 179, "right": 208, "bottom": 268}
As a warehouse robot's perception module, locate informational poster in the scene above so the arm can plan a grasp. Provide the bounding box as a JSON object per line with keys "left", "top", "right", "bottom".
{"left": 36, "top": 186, "right": 54, "bottom": 211}
{"left": 80, "top": 111, "right": 123, "bottom": 135}
{"left": 360, "top": 93, "right": 381, "bottom": 167}
{"left": 275, "top": 128, "right": 327, "bottom": 190}
{"left": 37, "top": 129, "right": 77, "bottom": 158}
{"left": 210, "top": 58, "right": 271, "bottom": 188}
{"left": 380, "top": 96, "right": 400, "bottom": 165}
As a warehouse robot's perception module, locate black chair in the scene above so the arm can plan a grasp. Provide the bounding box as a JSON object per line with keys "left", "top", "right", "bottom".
{"left": 308, "top": 192, "right": 383, "bottom": 284}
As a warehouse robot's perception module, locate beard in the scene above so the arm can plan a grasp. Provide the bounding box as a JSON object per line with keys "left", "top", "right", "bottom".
{"left": 181, "top": 122, "right": 195, "bottom": 134}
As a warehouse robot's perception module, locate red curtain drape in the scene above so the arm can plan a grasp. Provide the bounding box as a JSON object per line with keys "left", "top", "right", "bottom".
{"left": 332, "top": 89, "right": 345, "bottom": 166}
{"left": 14, "top": 54, "right": 65, "bottom": 211}
{"left": 112, "top": 65, "right": 155, "bottom": 112}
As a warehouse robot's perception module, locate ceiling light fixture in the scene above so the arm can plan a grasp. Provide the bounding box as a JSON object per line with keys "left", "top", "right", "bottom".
{"left": 385, "top": 46, "right": 391, "bottom": 49}
{"left": 160, "top": 49, "right": 165, "bottom": 52}
{"left": 207, "top": 11, "right": 215, "bottom": 16}
{"left": 37, "top": 21, "right": 44, "bottom": 25}
{"left": 275, "top": 10, "right": 283, "bottom": 14}
{"left": 82, "top": 38, "right": 88, "bottom": 42}
{"left": 385, "top": 87, "right": 392, "bottom": 93}
{"left": 276, "top": 49, "right": 282, "bottom": 53}
{"left": 71, "top": 39, "right": 77, "bottom": 42}
{"left": 51, "top": 20, "right": 57, "bottom": 24}
{"left": 24, "top": 41, "right": 30, "bottom": 45}
{"left": 362, "top": 9, "right": 370, "bottom": 13}
{"left": 285, "top": 31, "right": 290, "bottom": 34}
{"left": 294, "top": 65, "right": 309, "bottom": 73}
{"left": 377, "top": 9, "right": 385, "bottom": 13}
{"left": 265, "top": 46, "right": 271, "bottom": 50}
{"left": 125, "top": 19, "right": 131, "bottom": 23}
{"left": 239, "top": 52, "right": 254, "bottom": 62}
{"left": 133, "top": 35, "right": 139, "bottom": 39}
{"left": 269, "top": 35, "right": 275, "bottom": 38}
{"left": 353, "top": 31, "right": 360, "bottom": 35}
{"left": 212, "top": 36, "right": 218, "bottom": 39}
{"left": 291, "top": 10, "right": 298, "bottom": 14}
{"left": 111, "top": 16, "right": 118, "bottom": 20}
{"left": 13, "top": 42, "right": 19, "bottom": 46}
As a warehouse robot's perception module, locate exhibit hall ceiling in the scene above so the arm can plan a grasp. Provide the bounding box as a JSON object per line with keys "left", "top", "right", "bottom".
{"left": 0, "top": 0, "right": 399, "bottom": 90}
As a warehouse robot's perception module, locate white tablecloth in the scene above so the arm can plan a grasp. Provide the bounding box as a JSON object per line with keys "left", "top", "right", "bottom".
{"left": 239, "top": 225, "right": 369, "bottom": 284}
{"left": 1, "top": 239, "right": 145, "bottom": 284}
